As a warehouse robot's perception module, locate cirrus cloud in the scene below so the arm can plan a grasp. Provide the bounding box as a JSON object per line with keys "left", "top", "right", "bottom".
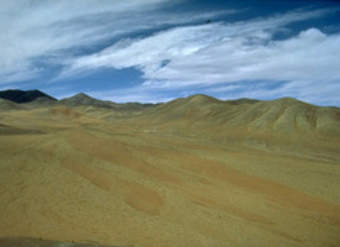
{"left": 66, "top": 8, "right": 340, "bottom": 89}
{"left": 0, "top": 0, "right": 231, "bottom": 84}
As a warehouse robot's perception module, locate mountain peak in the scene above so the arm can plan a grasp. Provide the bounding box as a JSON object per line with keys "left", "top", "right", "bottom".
{"left": 186, "top": 94, "right": 220, "bottom": 104}
{"left": 73, "top": 92, "right": 92, "bottom": 98}
{"left": 61, "top": 93, "right": 98, "bottom": 106}
{"left": 61, "top": 92, "right": 117, "bottom": 108}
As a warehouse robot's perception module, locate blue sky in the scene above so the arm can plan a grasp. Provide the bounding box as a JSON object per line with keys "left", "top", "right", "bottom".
{"left": 1, "top": 0, "right": 340, "bottom": 105}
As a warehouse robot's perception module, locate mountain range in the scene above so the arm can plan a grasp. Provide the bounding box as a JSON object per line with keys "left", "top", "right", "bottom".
{"left": 0, "top": 89, "right": 340, "bottom": 247}
{"left": 1, "top": 89, "right": 339, "bottom": 138}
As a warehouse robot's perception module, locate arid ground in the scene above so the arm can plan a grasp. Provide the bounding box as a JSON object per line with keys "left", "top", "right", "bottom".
{"left": 1, "top": 94, "right": 340, "bottom": 247}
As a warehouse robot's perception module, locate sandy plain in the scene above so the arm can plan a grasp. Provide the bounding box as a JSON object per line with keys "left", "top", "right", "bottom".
{"left": 0, "top": 95, "right": 340, "bottom": 247}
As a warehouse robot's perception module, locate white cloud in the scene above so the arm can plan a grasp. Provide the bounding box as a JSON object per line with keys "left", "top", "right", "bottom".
{"left": 62, "top": 7, "right": 340, "bottom": 105}
{"left": 2, "top": 1, "right": 340, "bottom": 106}
{"left": 0, "top": 0, "right": 231, "bottom": 83}
{"left": 67, "top": 8, "right": 340, "bottom": 90}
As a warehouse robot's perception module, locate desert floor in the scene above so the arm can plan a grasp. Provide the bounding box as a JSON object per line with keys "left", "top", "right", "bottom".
{"left": 1, "top": 106, "right": 340, "bottom": 247}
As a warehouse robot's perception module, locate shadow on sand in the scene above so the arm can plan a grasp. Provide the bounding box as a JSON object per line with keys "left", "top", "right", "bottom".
{"left": 0, "top": 237, "right": 122, "bottom": 247}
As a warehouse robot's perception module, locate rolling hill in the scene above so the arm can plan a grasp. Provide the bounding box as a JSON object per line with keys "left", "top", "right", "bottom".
{"left": 0, "top": 90, "right": 340, "bottom": 247}
{"left": 60, "top": 93, "right": 116, "bottom": 108}
{"left": 0, "top": 98, "right": 23, "bottom": 111}
{"left": 140, "top": 94, "right": 340, "bottom": 135}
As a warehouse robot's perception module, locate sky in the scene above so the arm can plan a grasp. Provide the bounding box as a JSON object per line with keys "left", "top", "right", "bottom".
{"left": 1, "top": 0, "right": 340, "bottom": 106}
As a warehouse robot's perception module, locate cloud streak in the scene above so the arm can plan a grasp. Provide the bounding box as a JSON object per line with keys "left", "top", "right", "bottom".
{"left": 67, "top": 8, "right": 339, "bottom": 88}
{"left": 1, "top": 1, "right": 340, "bottom": 106}
{"left": 60, "top": 7, "right": 340, "bottom": 105}
{"left": 0, "top": 0, "right": 231, "bottom": 83}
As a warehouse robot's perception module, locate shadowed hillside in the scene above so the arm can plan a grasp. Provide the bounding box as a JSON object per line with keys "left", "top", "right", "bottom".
{"left": 0, "top": 238, "right": 119, "bottom": 247}
{"left": 0, "top": 89, "right": 56, "bottom": 104}
{"left": 0, "top": 90, "right": 340, "bottom": 247}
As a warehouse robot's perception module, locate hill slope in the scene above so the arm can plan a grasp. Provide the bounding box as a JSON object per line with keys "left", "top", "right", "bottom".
{"left": 134, "top": 95, "right": 340, "bottom": 137}
{"left": 0, "top": 92, "right": 340, "bottom": 247}
{"left": 0, "top": 90, "right": 57, "bottom": 104}
{"left": 60, "top": 93, "right": 114, "bottom": 108}
{"left": 60, "top": 93, "right": 157, "bottom": 112}
{"left": 0, "top": 98, "right": 24, "bottom": 111}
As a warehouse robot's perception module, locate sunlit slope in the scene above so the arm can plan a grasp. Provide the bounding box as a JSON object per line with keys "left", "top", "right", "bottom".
{"left": 140, "top": 95, "right": 340, "bottom": 135}
{"left": 0, "top": 99, "right": 23, "bottom": 111}
{"left": 127, "top": 95, "right": 340, "bottom": 159}
{"left": 61, "top": 93, "right": 157, "bottom": 114}
{"left": 0, "top": 96, "right": 340, "bottom": 247}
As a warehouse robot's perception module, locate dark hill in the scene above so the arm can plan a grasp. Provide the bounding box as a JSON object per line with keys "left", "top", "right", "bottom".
{"left": 0, "top": 90, "right": 56, "bottom": 104}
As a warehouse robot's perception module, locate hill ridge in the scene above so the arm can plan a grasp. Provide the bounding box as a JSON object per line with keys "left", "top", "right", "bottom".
{"left": 1, "top": 89, "right": 339, "bottom": 109}
{"left": 0, "top": 89, "right": 56, "bottom": 104}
